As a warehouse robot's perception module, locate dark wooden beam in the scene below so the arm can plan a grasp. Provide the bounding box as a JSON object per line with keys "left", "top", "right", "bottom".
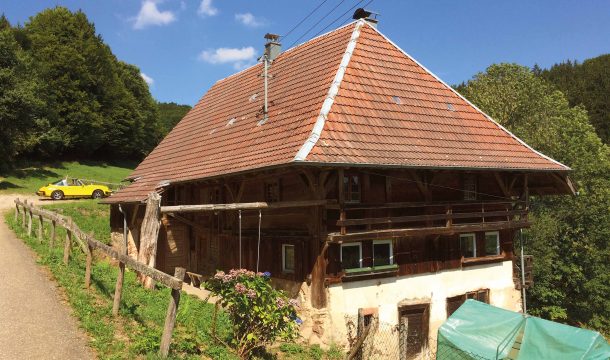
{"left": 409, "top": 170, "right": 431, "bottom": 201}
{"left": 328, "top": 220, "right": 531, "bottom": 243}
{"left": 336, "top": 210, "right": 527, "bottom": 227}
{"left": 494, "top": 172, "right": 509, "bottom": 197}
{"left": 160, "top": 199, "right": 334, "bottom": 213}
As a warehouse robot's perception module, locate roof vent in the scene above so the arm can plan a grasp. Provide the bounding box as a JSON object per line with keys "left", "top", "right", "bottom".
{"left": 226, "top": 118, "right": 236, "bottom": 126}
{"left": 447, "top": 103, "right": 455, "bottom": 111}
{"left": 392, "top": 96, "right": 402, "bottom": 105}
{"left": 353, "top": 8, "right": 379, "bottom": 28}
{"left": 264, "top": 33, "right": 281, "bottom": 62}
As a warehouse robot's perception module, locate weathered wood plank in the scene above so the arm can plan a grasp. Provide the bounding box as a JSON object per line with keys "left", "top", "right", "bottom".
{"left": 159, "top": 267, "right": 186, "bottom": 357}
{"left": 85, "top": 244, "right": 92, "bottom": 289}
{"left": 328, "top": 221, "right": 531, "bottom": 242}
{"left": 336, "top": 210, "right": 527, "bottom": 227}
{"left": 160, "top": 199, "right": 331, "bottom": 214}
{"left": 37, "top": 215, "right": 44, "bottom": 242}
{"left": 138, "top": 192, "right": 162, "bottom": 289}
{"left": 63, "top": 229, "right": 72, "bottom": 265}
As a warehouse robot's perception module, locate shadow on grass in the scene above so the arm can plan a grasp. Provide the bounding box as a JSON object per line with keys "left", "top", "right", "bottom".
{"left": 0, "top": 166, "right": 61, "bottom": 180}
{"left": 0, "top": 181, "right": 20, "bottom": 190}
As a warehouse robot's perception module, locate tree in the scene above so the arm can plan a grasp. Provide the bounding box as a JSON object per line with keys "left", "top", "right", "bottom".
{"left": 538, "top": 55, "right": 610, "bottom": 144}
{"left": 457, "top": 63, "right": 610, "bottom": 336}
{"left": 0, "top": 17, "right": 43, "bottom": 169}
{"left": 158, "top": 102, "right": 191, "bottom": 136}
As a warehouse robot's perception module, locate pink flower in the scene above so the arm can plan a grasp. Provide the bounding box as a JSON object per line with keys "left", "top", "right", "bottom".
{"left": 246, "top": 289, "right": 257, "bottom": 299}
{"left": 276, "top": 298, "right": 286, "bottom": 308}
{"left": 235, "top": 283, "right": 247, "bottom": 294}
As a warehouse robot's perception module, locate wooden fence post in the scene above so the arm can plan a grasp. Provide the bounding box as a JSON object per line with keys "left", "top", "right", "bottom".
{"left": 137, "top": 192, "right": 162, "bottom": 289}
{"left": 38, "top": 215, "right": 44, "bottom": 242}
{"left": 14, "top": 200, "right": 19, "bottom": 222}
{"left": 85, "top": 244, "right": 93, "bottom": 289}
{"left": 50, "top": 220, "right": 56, "bottom": 248}
{"left": 159, "top": 267, "right": 185, "bottom": 358}
{"left": 64, "top": 226, "right": 72, "bottom": 265}
{"left": 112, "top": 258, "right": 126, "bottom": 316}
{"left": 27, "top": 209, "right": 32, "bottom": 236}
{"left": 22, "top": 200, "right": 27, "bottom": 228}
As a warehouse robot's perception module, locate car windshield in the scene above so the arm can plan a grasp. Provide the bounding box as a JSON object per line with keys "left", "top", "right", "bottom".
{"left": 53, "top": 179, "right": 68, "bottom": 186}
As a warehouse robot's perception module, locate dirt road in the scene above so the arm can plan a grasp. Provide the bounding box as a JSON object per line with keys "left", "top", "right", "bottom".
{"left": 0, "top": 194, "right": 94, "bottom": 359}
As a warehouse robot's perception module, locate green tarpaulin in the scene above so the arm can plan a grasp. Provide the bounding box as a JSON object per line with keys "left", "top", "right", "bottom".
{"left": 437, "top": 300, "right": 610, "bottom": 360}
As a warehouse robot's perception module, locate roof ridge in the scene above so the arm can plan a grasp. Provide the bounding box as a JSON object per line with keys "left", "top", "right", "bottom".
{"left": 363, "top": 23, "right": 570, "bottom": 171}
{"left": 293, "top": 19, "right": 365, "bottom": 161}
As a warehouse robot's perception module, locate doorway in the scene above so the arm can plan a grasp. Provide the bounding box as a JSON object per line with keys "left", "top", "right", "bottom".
{"left": 399, "top": 303, "right": 430, "bottom": 359}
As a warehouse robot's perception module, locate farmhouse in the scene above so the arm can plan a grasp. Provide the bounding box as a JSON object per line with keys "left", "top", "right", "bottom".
{"left": 104, "top": 14, "right": 573, "bottom": 356}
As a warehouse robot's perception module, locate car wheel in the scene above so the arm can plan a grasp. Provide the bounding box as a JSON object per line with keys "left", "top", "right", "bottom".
{"left": 51, "top": 190, "right": 64, "bottom": 200}
{"left": 92, "top": 189, "right": 104, "bottom": 199}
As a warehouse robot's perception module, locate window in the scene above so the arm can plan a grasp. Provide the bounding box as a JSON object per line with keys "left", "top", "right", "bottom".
{"left": 282, "top": 244, "right": 295, "bottom": 273}
{"left": 446, "top": 289, "right": 489, "bottom": 317}
{"left": 343, "top": 174, "right": 361, "bottom": 203}
{"left": 460, "top": 233, "right": 476, "bottom": 258}
{"left": 341, "top": 243, "right": 362, "bottom": 269}
{"left": 264, "top": 180, "right": 280, "bottom": 203}
{"left": 463, "top": 174, "right": 477, "bottom": 200}
{"left": 485, "top": 231, "right": 500, "bottom": 256}
{"left": 373, "top": 240, "right": 393, "bottom": 267}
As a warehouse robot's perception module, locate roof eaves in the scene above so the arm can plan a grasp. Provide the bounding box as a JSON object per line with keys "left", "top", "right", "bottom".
{"left": 293, "top": 19, "right": 365, "bottom": 161}
{"left": 364, "top": 22, "right": 571, "bottom": 172}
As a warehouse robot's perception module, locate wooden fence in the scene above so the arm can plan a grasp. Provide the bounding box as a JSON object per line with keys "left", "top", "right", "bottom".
{"left": 13, "top": 198, "right": 185, "bottom": 357}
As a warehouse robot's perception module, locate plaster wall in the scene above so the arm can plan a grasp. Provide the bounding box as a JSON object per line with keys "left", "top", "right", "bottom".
{"left": 325, "top": 260, "right": 522, "bottom": 347}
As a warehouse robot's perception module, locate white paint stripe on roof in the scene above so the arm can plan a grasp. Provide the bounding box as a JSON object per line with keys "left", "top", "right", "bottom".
{"left": 293, "top": 19, "right": 365, "bottom": 162}
{"left": 366, "top": 23, "right": 570, "bottom": 171}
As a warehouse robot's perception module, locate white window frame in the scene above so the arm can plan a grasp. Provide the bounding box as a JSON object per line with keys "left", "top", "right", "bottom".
{"left": 372, "top": 240, "right": 394, "bottom": 266}
{"left": 484, "top": 231, "right": 500, "bottom": 256}
{"left": 460, "top": 233, "right": 477, "bottom": 258}
{"left": 340, "top": 242, "right": 363, "bottom": 269}
{"left": 282, "top": 244, "right": 295, "bottom": 273}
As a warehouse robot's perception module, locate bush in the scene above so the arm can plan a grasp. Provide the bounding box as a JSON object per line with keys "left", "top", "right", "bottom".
{"left": 205, "top": 269, "right": 301, "bottom": 359}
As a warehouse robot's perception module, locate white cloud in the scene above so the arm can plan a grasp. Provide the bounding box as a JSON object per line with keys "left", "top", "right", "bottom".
{"left": 198, "top": 46, "right": 257, "bottom": 69}
{"left": 140, "top": 72, "right": 154, "bottom": 85}
{"left": 235, "top": 13, "right": 265, "bottom": 27}
{"left": 133, "top": 0, "right": 176, "bottom": 29}
{"left": 198, "top": 0, "right": 218, "bottom": 17}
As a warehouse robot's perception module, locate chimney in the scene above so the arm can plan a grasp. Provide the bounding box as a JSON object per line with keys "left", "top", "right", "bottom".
{"left": 352, "top": 8, "right": 379, "bottom": 28}
{"left": 264, "top": 33, "right": 281, "bottom": 62}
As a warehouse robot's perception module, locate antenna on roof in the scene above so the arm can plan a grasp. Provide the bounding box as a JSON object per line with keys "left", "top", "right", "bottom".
{"left": 352, "top": 8, "right": 379, "bottom": 28}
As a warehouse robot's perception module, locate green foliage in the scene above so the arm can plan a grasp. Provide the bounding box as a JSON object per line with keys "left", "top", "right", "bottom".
{"left": 0, "top": 8, "right": 163, "bottom": 166}
{"left": 457, "top": 63, "right": 610, "bottom": 336}
{"left": 158, "top": 102, "right": 191, "bottom": 136}
{"left": 0, "top": 160, "right": 134, "bottom": 194}
{"left": 205, "top": 269, "right": 300, "bottom": 359}
{"left": 536, "top": 55, "right": 610, "bottom": 144}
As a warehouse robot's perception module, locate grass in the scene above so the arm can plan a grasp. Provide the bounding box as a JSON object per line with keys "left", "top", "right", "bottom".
{"left": 0, "top": 160, "right": 135, "bottom": 194}
{"left": 4, "top": 174, "right": 345, "bottom": 359}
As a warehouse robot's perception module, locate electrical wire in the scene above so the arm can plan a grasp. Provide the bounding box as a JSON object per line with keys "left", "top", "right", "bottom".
{"left": 281, "top": 0, "right": 330, "bottom": 42}
{"left": 311, "top": 0, "right": 373, "bottom": 39}
{"left": 287, "top": 0, "right": 347, "bottom": 49}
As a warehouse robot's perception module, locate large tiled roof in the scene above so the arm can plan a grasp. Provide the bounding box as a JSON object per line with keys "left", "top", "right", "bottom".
{"left": 106, "top": 20, "right": 568, "bottom": 204}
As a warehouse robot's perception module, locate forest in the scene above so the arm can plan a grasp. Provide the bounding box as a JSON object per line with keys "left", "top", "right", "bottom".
{"left": 0, "top": 8, "right": 190, "bottom": 169}
{"left": 0, "top": 7, "right": 608, "bottom": 337}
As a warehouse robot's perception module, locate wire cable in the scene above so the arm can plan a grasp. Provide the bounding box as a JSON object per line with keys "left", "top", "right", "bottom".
{"left": 282, "top": 0, "right": 330, "bottom": 42}
{"left": 287, "top": 0, "right": 347, "bottom": 49}
{"left": 311, "top": 0, "right": 372, "bottom": 39}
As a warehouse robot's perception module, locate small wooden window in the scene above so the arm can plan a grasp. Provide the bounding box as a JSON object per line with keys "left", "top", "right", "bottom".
{"left": 373, "top": 240, "right": 393, "bottom": 267}
{"left": 264, "top": 180, "right": 280, "bottom": 203}
{"left": 485, "top": 231, "right": 500, "bottom": 256}
{"left": 343, "top": 174, "right": 361, "bottom": 203}
{"left": 341, "top": 242, "right": 362, "bottom": 269}
{"left": 282, "top": 244, "right": 295, "bottom": 273}
{"left": 446, "top": 289, "right": 490, "bottom": 317}
{"left": 463, "top": 174, "right": 477, "bottom": 200}
{"left": 460, "top": 233, "right": 476, "bottom": 258}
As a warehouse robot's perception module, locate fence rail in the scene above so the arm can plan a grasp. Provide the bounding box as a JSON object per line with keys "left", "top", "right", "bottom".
{"left": 13, "top": 198, "right": 184, "bottom": 357}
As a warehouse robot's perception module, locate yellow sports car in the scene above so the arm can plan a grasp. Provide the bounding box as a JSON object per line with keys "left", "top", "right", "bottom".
{"left": 37, "top": 178, "right": 112, "bottom": 200}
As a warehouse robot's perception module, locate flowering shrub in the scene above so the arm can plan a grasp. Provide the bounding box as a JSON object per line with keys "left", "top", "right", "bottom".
{"left": 205, "top": 269, "right": 301, "bottom": 358}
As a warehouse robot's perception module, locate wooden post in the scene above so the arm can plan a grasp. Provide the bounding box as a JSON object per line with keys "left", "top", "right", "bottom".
{"left": 137, "top": 192, "right": 162, "bottom": 289}
{"left": 50, "top": 220, "right": 56, "bottom": 248}
{"left": 85, "top": 244, "right": 93, "bottom": 289}
{"left": 37, "top": 215, "right": 44, "bottom": 242}
{"left": 112, "top": 259, "right": 126, "bottom": 316}
{"left": 22, "top": 200, "right": 27, "bottom": 228}
{"left": 27, "top": 209, "right": 32, "bottom": 236}
{"left": 14, "top": 201, "right": 19, "bottom": 222}
{"left": 64, "top": 228, "right": 72, "bottom": 265}
{"left": 159, "top": 267, "right": 185, "bottom": 358}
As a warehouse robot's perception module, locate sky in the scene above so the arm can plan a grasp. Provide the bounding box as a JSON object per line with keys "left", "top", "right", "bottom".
{"left": 1, "top": 0, "right": 609, "bottom": 106}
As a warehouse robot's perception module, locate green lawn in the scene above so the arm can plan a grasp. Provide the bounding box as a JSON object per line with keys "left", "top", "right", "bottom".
{"left": 0, "top": 161, "right": 135, "bottom": 194}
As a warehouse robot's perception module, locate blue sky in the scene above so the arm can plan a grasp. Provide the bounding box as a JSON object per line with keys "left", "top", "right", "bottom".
{"left": 2, "top": 0, "right": 609, "bottom": 105}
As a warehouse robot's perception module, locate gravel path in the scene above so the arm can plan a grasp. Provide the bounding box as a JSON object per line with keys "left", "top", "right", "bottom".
{"left": 0, "top": 194, "right": 94, "bottom": 360}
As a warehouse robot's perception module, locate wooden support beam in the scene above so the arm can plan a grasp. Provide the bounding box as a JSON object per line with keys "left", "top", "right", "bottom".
{"left": 494, "top": 172, "right": 509, "bottom": 197}
{"left": 311, "top": 242, "right": 329, "bottom": 309}
{"left": 159, "top": 267, "right": 186, "bottom": 357}
{"left": 328, "top": 220, "right": 531, "bottom": 243}
{"left": 22, "top": 200, "right": 27, "bottom": 228}
{"left": 160, "top": 199, "right": 331, "bottom": 214}
{"left": 14, "top": 202, "right": 19, "bottom": 222}
{"left": 27, "top": 209, "right": 32, "bottom": 236}
{"left": 408, "top": 170, "right": 431, "bottom": 201}
{"left": 336, "top": 210, "right": 527, "bottom": 227}
{"left": 166, "top": 213, "right": 207, "bottom": 234}
{"left": 85, "top": 244, "right": 92, "bottom": 289}
{"left": 138, "top": 192, "right": 162, "bottom": 289}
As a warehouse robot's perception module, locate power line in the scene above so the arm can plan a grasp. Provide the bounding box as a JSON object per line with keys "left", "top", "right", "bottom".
{"left": 287, "top": 0, "right": 347, "bottom": 49}
{"left": 282, "top": 0, "right": 330, "bottom": 41}
{"left": 311, "top": 0, "right": 372, "bottom": 39}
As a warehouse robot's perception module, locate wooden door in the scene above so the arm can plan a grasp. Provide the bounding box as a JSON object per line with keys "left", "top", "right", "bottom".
{"left": 399, "top": 304, "right": 430, "bottom": 360}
